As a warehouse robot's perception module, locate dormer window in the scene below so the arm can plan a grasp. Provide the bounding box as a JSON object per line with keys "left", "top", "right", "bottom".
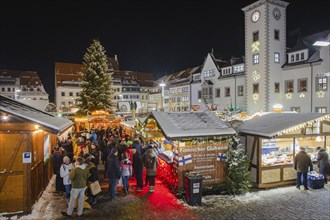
{"left": 301, "top": 52, "right": 305, "bottom": 60}
{"left": 296, "top": 53, "right": 300, "bottom": 61}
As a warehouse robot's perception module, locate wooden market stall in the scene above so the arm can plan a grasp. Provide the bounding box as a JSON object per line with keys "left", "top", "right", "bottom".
{"left": 0, "top": 95, "right": 73, "bottom": 213}
{"left": 120, "top": 117, "right": 147, "bottom": 138}
{"left": 238, "top": 112, "right": 330, "bottom": 188}
{"left": 141, "top": 111, "right": 236, "bottom": 192}
{"left": 74, "top": 110, "right": 116, "bottom": 133}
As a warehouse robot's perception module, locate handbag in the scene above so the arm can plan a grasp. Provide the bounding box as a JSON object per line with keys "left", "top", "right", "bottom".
{"left": 90, "top": 180, "right": 102, "bottom": 195}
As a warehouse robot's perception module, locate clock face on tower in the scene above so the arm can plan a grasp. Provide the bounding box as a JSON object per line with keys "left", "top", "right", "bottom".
{"left": 273, "top": 7, "right": 281, "bottom": 20}
{"left": 251, "top": 10, "right": 260, "bottom": 22}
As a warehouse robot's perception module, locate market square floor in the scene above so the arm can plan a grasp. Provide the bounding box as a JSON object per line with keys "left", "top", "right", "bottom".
{"left": 15, "top": 169, "right": 330, "bottom": 220}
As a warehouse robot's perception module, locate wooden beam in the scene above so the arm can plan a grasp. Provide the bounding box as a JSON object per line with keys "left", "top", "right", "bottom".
{"left": 0, "top": 171, "right": 24, "bottom": 176}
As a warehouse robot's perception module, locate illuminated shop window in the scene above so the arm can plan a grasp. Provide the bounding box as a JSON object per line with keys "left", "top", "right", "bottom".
{"left": 296, "top": 136, "right": 324, "bottom": 161}
{"left": 261, "top": 138, "right": 294, "bottom": 167}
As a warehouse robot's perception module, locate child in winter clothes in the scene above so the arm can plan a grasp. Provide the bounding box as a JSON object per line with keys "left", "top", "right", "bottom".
{"left": 60, "top": 156, "right": 73, "bottom": 204}
{"left": 120, "top": 152, "right": 132, "bottom": 195}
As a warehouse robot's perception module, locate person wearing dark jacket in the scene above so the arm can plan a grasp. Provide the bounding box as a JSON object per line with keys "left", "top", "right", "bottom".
{"left": 132, "top": 148, "right": 143, "bottom": 191}
{"left": 107, "top": 148, "right": 121, "bottom": 200}
{"left": 52, "top": 146, "right": 65, "bottom": 193}
{"left": 84, "top": 154, "right": 99, "bottom": 205}
{"left": 317, "top": 147, "right": 330, "bottom": 184}
{"left": 103, "top": 141, "right": 115, "bottom": 181}
{"left": 294, "top": 147, "right": 313, "bottom": 190}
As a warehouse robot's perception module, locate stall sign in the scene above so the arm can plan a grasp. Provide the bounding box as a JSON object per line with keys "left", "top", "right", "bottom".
{"left": 23, "top": 152, "right": 32, "bottom": 163}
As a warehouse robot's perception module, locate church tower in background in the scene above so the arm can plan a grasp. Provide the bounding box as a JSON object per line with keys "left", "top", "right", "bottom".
{"left": 242, "top": 0, "right": 289, "bottom": 113}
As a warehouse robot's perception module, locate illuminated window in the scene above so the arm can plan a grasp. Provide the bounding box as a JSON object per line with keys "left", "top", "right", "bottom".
{"left": 215, "top": 88, "right": 220, "bottom": 97}
{"left": 285, "top": 80, "right": 294, "bottom": 93}
{"left": 274, "top": 83, "right": 280, "bottom": 93}
{"left": 225, "top": 87, "right": 230, "bottom": 97}
{"left": 316, "top": 75, "right": 327, "bottom": 91}
{"left": 290, "top": 107, "right": 300, "bottom": 112}
{"left": 274, "top": 52, "right": 280, "bottom": 63}
{"left": 305, "top": 122, "right": 320, "bottom": 134}
{"left": 261, "top": 138, "right": 294, "bottom": 167}
{"left": 298, "top": 78, "right": 307, "bottom": 92}
{"left": 274, "top": 29, "right": 280, "bottom": 40}
{"left": 253, "top": 54, "right": 259, "bottom": 64}
{"left": 238, "top": 85, "right": 244, "bottom": 96}
{"left": 253, "top": 83, "right": 259, "bottom": 94}
{"left": 253, "top": 31, "right": 259, "bottom": 42}
{"left": 315, "top": 107, "right": 327, "bottom": 113}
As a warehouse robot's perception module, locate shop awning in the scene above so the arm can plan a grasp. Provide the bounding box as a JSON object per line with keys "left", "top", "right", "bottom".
{"left": 238, "top": 112, "right": 330, "bottom": 138}
{"left": 150, "top": 111, "right": 236, "bottom": 139}
{"left": 0, "top": 95, "right": 73, "bottom": 134}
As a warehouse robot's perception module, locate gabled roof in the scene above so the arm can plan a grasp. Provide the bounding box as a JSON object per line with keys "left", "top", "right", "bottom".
{"left": 0, "top": 70, "right": 44, "bottom": 88}
{"left": 238, "top": 112, "right": 330, "bottom": 138}
{"left": 0, "top": 95, "right": 73, "bottom": 134}
{"left": 149, "top": 111, "right": 236, "bottom": 139}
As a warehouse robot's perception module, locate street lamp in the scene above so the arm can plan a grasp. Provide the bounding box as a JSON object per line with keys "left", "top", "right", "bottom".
{"left": 159, "top": 81, "right": 166, "bottom": 111}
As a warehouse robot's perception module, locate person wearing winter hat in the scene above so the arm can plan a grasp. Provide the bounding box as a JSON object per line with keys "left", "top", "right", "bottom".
{"left": 60, "top": 156, "right": 73, "bottom": 204}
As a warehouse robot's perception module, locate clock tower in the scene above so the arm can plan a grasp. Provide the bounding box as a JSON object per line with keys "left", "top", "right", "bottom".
{"left": 242, "top": 0, "right": 289, "bottom": 113}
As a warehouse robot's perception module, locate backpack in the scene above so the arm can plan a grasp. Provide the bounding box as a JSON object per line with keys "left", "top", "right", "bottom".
{"left": 147, "top": 156, "right": 155, "bottom": 169}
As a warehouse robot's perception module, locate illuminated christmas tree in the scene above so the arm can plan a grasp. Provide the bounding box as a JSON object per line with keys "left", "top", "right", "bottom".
{"left": 77, "top": 39, "right": 115, "bottom": 113}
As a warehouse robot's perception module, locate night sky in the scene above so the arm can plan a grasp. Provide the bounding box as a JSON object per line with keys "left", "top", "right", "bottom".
{"left": 1, "top": 0, "right": 329, "bottom": 100}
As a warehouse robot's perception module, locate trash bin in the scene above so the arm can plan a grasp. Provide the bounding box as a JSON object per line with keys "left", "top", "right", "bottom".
{"left": 184, "top": 172, "right": 203, "bottom": 206}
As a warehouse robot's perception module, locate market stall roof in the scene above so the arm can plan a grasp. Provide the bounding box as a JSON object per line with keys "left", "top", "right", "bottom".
{"left": 0, "top": 95, "right": 73, "bottom": 134}
{"left": 150, "top": 111, "right": 236, "bottom": 139}
{"left": 238, "top": 112, "right": 330, "bottom": 138}
{"left": 120, "top": 119, "right": 135, "bottom": 128}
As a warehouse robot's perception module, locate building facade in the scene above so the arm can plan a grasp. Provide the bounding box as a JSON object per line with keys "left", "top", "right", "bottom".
{"left": 241, "top": 0, "right": 329, "bottom": 113}
{"left": 0, "top": 70, "right": 49, "bottom": 111}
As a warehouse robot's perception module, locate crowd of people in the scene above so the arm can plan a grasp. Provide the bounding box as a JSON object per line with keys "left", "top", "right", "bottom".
{"left": 50, "top": 126, "right": 159, "bottom": 218}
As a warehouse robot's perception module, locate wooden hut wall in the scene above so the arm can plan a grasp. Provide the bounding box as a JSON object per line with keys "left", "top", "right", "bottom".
{"left": 0, "top": 133, "right": 30, "bottom": 212}
{"left": 176, "top": 138, "right": 229, "bottom": 188}
{"left": 0, "top": 129, "right": 58, "bottom": 213}
{"left": 245, "top": 135, "right": 259, "bottom": 184}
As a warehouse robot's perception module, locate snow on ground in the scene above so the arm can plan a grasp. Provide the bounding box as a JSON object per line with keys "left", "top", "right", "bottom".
{"left": 1, "top": 175, "right": 329, "bottom": 220}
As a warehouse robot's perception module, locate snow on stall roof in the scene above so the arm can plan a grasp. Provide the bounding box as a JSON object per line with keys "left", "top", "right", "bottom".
{"left": 238, "top": 112, "right": 330, "bottom": 138}
{"left": 0, "top": 95, "right": 73, "bottom": 134}
{"left": 151, "top": 111, "right": 236, "bottom": 138}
